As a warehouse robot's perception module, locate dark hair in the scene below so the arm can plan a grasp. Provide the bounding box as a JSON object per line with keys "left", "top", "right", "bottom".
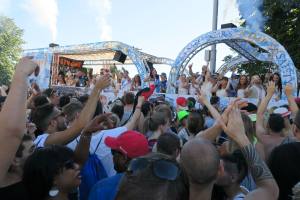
{"left": 123, "top": 92, "right": 135, "bottom": 105}
{"left": 210, "top": 96, "right": 220, "bottom": 105}
{"left": 221, "top": 150, "right": 248, "bottom": 183}
{"left": 141, "top": 101, "right": 153, "bottom": 117}
{"left": 62, "top": 102, "right": 83, "bottom": 123}
{"left": 78, "top": 95, "right": 89, "bottom": 104}
{"left": 268, "top": 113, "right": 285, "bottom": 133}
{"left": 157, "top": 133, "right": 180, "bottom": 157}
{"left": 42, "top": 88, "right": 55, "bottom": 98}
{"left": 269, "top": 142, "right": 300, "bottom": 200}
{"left": 31, "top": 103, "right": 55, "bottom": 133}
{"left": 133, "top": 75, "right": 141, "bottom": 86}
{"left": 270, "top": 72, "right": 282, "bottom": 98}
{"left": 218, "top": 77, "right": 228, "bottom": 90}
{"left": 187, "top": 111, "right": 205, "bottom": 136}
{"left": 15, "top": 134, "right": 32, "bottom": 158}
{"left": 111, "top": 104, "right": 124, "bottom": 121}
{"left": 154, "top": 104, "right": 173, "bottom": 123}
{"left": 237, "top": 75, "right": 249, "bottom": 90}
{"left": 143, "top": 111, "right": 168, "bottom": 134}
{"left": 115, "top": 153, "right": 188, "bottom": 200}
{"left": 187, "top": 97, "right": 196, "bottom": 110}
{"left": 32, "top": 95, "right": 49, "bottom": 108}
{"left": 94, "top": 101, "right": 103, "bottom": 117}
{"left": 59, "top": 95, "right": 70, "bottom": 108}
{"left": 23, "top": 145, "right": 74, "bottom": 200}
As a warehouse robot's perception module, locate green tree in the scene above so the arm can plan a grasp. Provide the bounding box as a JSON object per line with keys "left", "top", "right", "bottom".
{"left": 263, "top": 0, "right": 300, "bottom": 69}
{"left": 0, "top": 16, "right": 24, "bottom": 85}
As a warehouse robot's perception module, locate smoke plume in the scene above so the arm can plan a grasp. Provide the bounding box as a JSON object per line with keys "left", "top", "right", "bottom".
{"left": 88, "top": 0, "right": 112, "bottom": 41}
{"left": 23, "top": 0, "right": 58, "bottom": 42}
{"left": 236, "top": 0, "right": 265, "bottom": 31}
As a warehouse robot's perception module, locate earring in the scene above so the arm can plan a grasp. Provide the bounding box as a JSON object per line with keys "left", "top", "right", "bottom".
{"left": 49, "top": 188, "right": 59, "bottom": 197}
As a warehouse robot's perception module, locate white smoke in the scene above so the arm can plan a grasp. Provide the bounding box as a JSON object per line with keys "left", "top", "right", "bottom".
{"left": 23, "top": 0, "right": 58, "bottom": 42}
{"left": 88, "top": 0, "right": 112, "bottom": 41}
{"left": 236, "top": 0, "right": 265, "bottom": 31}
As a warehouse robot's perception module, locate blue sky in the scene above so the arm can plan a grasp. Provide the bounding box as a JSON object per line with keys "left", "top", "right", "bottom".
{"left": 0, "top": 0, "right": 240, "bottom": 76}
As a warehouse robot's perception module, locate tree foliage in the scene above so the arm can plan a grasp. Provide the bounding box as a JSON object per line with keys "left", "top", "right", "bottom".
{"left": 0, "top": 16, "right": 24, "bottom": 85}
{"left": 263, "top": 0, "right": 300, "bottom": 69}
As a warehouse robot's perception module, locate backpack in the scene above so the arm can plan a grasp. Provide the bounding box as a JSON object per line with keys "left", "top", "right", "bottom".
{"left": 78, "top": 134, "right": 108, "bottom": 200}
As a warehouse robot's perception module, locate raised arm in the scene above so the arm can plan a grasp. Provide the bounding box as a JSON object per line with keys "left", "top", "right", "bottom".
{"left": 45, "top": 76, "right": 111, "bottom": 146}
{"left": 256, "top": 82, "right": 275, "bottom": 139}
{"left": 188, "top": 63, "right": 195, "bottom": 77}
{"left": 0, "top": 57, "right": 38, "bottom": 183}
{"left": 197, "top": 98, "right": 232, "bottom": 141}
{"left": 222, "top": 106, "right": 279, "bottom": 200}
{"left": 125, "top": 96, "right": 145, "bottom": 130}
{"left": 73, "top": 114, "right": 113, "bottom": 167}
{"left": 143, "top": 75, "right": 151, "bottom": 82}
{"left": 285, "top": 84, "right": 298, "bottom": 117}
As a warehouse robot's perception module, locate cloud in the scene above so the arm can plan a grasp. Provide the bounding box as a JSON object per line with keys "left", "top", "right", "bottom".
{"left": 22, "top": 0, "right": 58, "bottom": 42}
{"left": 88, "top": 0, "right": 112, "bottom": 41}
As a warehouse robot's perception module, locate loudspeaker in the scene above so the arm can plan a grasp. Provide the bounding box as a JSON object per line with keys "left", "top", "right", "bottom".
{"left": 221, "top": 23, "right": 237, "bottom": 29}
{"left": 113, "top": 51, "right": 127, "bottom": 64}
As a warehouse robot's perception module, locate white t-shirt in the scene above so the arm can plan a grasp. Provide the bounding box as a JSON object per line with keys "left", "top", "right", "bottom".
{"left": 178, "top": 82, "right": 188, "bottom": 95}
{"left": 237, "top": 89, "right": 245, "bottom": 98}
{"left": 67, "top": 126, "right": 128, "bottom": 177}
{"left": 34, "top": 133, "right": 49, "bottom": 148}
{"left": 216, "top": 89, "right": 227, "bottom": 97}
{"left": 201, "top": 82, "right": 213, "bottom": 96}
{"left": 189, "top": 83, "right": 199, "bottom": 95}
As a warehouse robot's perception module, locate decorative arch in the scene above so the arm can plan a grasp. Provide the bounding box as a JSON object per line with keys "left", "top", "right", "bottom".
{"left": 50, "top": 41, "right": 148, "bottom": 87}
{"left": 168, "top": 28, "right": 297, "bottom": 97}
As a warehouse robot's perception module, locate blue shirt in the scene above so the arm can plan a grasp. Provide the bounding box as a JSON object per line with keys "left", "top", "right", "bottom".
{"left": 88, "top": 173, "right": 123, "bottom": 200}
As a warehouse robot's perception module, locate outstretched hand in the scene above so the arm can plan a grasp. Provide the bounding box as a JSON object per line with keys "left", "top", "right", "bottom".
{"left": 197, "top": 93, "right": 209, "bottom": 105}
{"left": 267, "top": 81, "right": 276, "bottom": 96}
{"left": 82, "top": 113, "right": 114, "bottom": 136}
{"left": 95, "top": 75, "right": 111, "bottom": 90}
{"left": 220, "top": 104, "right": 250, "bottom": 147}
{"left": 15, "top": 57, "right": 39, "bottom": 77}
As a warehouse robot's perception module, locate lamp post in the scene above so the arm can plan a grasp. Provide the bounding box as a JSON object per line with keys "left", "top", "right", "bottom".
{"left": 210, "top": 0, "right": 219, "bottom": 73}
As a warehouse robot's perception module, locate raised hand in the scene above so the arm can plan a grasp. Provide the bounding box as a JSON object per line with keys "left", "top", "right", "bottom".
{"left": 15, "top": 57, "right": 39, "bottom": 77}
{"left": 95, "top": 75, "right": 111, "bottom": 90}
{"left": 188, "top": 63, "right": 193, "bottom": 69}
{"left": 137, "top": 96, "right": 145, "bottom": 107}
{"left": 221, "top": 105, "right": 250, "bottom": 147}
{"left": 82, "top": 113, "right": 114, "bottom": 136}
{"left": 267, "top": 81, "right": 276, "bottom": 96}
{"left": 197, "top": 93, "right": 209, "bottom": 105}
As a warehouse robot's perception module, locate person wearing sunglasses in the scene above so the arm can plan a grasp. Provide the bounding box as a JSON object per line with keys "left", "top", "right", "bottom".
{"left": 88, "top": 130, "right": 149, "bottom": 200}
{"left": 114, "top": 152, "right": 188, "bottom": 200}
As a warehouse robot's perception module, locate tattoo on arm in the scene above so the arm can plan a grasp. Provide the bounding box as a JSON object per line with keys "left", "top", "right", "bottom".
{"left": 241, "top": 144, "right": 273, "bottom": 182}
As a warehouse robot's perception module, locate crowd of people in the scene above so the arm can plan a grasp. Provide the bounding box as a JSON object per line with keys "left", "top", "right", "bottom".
{"left": 0, "top": 57, "right": 300, "bottom": 200}
{"left": 53, "top": 63, "right": 285, "bottom": 101}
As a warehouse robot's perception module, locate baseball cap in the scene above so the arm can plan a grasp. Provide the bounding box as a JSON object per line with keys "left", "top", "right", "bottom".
{"left": 273, "top": 107, "right": 291, "bottom": 118}
{"left": 177, "top": 110, "right": 189, "bottom": 121}
{"left": 105, "top": 131, "right": 149, "bottom": 158}
{"left": 176, "top": 97, "right": 188, "bottom": 111}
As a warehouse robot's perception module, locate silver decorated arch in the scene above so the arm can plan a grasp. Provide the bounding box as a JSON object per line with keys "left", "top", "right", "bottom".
{"left": 168, "top": 28, "right": 297, "bottom": 97}
{"left": 50, "top": 41, "right": 149, "bottom": 87}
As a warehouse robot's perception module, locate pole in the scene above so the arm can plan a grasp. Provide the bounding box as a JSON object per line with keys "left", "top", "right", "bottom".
{"left": 210, "top": 0, "right": 218, "bottom": 73}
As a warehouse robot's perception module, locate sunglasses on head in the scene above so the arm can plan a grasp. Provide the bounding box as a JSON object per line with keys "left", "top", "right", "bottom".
{"left": 127, "top": 156, "right": 180, "bottom": 181}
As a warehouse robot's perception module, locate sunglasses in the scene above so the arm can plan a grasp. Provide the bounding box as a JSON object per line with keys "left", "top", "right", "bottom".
{"left": 64, "top": 160, "right": 76, "bottom": 170}
{"left": 127, "top": 157, "right": 180, "bottom": 181}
